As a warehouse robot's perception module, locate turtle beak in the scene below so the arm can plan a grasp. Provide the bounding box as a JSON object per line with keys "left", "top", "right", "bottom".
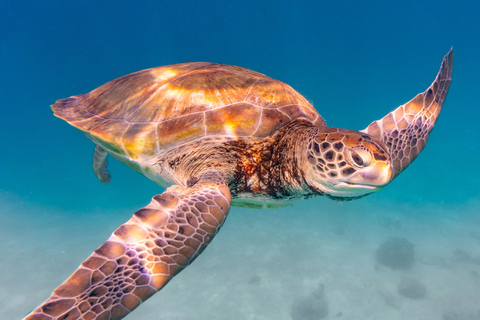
{"left": 342, "top": 162, "right": 392, "bottom": 189}
{"left": 357, "top": 162, "right": 392, "bottom": 187}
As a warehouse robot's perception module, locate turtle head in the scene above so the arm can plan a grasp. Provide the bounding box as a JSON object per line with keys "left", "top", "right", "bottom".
{"left": 305, "top": 128, "right": 393, "bottom": 199}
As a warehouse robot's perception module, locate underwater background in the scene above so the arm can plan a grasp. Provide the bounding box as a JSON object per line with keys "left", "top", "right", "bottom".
{"left": 1, "top": 1, "right": 479, "bottom": 319}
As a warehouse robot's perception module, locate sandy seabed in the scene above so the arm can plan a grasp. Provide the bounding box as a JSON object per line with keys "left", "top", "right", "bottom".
{"left": 1, "top": 193, "right": 479, "bottom": 320}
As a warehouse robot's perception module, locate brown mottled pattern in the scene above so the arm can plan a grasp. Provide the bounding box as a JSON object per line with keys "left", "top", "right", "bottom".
{"left": 308, "top": 127, "right": 390, "bottom": 182}
{"left": 51, "top": 63, "right": 324, "bottom": 160}
{"left": 361, "top": 48, "right": 453, "bottom": 178}
{"left": 24, "top": 178, "right": 231, "bottom": 320}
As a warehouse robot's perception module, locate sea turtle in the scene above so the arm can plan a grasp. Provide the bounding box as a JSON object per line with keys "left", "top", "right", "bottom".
{"left": 24, "top": 49, "right": 452, "bottom": 320}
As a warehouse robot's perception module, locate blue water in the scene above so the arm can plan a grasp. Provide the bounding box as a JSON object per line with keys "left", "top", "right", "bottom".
{"left": 1, "top": 1, "right": 479, "bottom": 319}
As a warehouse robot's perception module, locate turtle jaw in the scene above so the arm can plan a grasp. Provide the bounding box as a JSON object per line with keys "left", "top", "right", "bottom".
{"left": 344, "top": 161, "right": 392, "bottom": 187}
{"left": 331, "top": 162, "right": 392, "bottom": 195}
{"left": 334, "top": 182, "right": 382, "bottom": 192}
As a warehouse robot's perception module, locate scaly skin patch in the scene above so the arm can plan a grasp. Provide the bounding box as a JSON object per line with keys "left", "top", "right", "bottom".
{"left": 24, "top": 175, "right": 231, "bottom": 320}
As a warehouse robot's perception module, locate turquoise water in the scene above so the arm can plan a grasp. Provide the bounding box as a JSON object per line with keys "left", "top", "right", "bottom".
{"left": 1, "top": 1, "right": 479, "bottom": 319}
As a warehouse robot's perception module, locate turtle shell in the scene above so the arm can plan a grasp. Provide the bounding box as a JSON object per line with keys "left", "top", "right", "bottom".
{"left": 52, "top": 62, "right": 324, "bottom": 161}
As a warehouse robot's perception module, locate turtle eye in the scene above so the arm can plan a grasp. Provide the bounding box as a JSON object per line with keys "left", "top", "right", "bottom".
{"left": 346, "top": 148, "right": 372, "bottom": 168}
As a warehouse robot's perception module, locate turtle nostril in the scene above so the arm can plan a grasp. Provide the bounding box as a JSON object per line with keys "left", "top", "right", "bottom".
{"left": 360, "top": 170, "right": 377, "bottom": 181}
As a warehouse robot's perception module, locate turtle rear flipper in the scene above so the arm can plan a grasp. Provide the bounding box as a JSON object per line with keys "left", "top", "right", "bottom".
{"left": 361, "top": 48, "right": 453, "bottom": 179}
{"left": 24, "top": 174, "right": 231, "bottom": 320}
{"left": 93, "top": 145, "right": 111, "bottom": 184}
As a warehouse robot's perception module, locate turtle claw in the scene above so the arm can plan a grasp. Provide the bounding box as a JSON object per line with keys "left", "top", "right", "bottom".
{"left": 362, "top": 48, "right": 453, "bottom": 179}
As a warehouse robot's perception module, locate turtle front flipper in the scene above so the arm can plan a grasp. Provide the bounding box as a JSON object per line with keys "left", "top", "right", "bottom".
{"left": 93, "top": 145, "right": 111, "bottom": 184}
{"left": 361, "top": 48, "right": 453, "bottom": 179}
{"left": 24, "top": 175, "right": 231, "bottom": 320}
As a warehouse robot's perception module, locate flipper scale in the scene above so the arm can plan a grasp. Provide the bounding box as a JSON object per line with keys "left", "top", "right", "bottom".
{"left": 24, "top": 176, "right": 231, "bottom": 320}
{"left": 361, "top": 48, "right": 453, "bottom": 178}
